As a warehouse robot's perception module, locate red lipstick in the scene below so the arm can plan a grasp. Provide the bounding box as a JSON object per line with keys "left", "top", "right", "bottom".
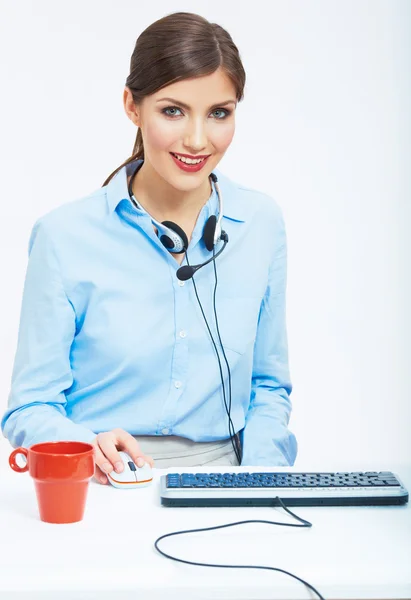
{"left": 170, "top": 152, "right": 210, "bottom": 173}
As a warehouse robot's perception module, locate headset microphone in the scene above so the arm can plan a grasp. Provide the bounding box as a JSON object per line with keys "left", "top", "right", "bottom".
{"left": 176, "top": 232, "right": 229, "bottom": 281}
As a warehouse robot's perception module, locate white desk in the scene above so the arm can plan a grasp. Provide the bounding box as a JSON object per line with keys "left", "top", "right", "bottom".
{"left": 1, "top": 436, "right": 410, "bottom": 600}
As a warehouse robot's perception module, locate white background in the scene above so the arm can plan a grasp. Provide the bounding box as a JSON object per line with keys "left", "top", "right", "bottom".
{"left": 0, "top": 0, "right": 409, "bottom": 468}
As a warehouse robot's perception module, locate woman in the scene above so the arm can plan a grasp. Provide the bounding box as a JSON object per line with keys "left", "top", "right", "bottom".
{"left": 1, "top": 12, "right": 297, "bottom": 484}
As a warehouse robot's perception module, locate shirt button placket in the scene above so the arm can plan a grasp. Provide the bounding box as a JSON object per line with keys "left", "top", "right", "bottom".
{"left": 157, "top": 272, "right": 189, "bottom": 436}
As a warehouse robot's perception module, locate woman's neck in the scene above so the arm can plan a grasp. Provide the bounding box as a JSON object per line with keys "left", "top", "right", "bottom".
{"left": 130, "top": 159, "right": 212, "bottom": 224}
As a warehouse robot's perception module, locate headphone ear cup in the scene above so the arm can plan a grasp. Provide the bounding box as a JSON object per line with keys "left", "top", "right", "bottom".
{"left": 203, "top": 215, "right": 217, "bottom": 251}
{"left": 159, "top": 233, "right": 176, "bottom": 251}
{"left": 161, "top": 220, "right": 189, "bottom": 253}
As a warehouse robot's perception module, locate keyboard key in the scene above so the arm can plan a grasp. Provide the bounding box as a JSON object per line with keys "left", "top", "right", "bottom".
{"left": 167, "top": 481, "right": 180, "bottom": 487}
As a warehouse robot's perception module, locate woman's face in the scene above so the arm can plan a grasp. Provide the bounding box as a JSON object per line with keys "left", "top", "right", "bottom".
{"left": 124, "top": 67, "right": 237, "bottom": 193}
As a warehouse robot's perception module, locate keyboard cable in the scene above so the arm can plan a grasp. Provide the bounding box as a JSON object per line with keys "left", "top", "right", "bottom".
{"left": 154, "top": 495, "right": 326, "bottom": 600}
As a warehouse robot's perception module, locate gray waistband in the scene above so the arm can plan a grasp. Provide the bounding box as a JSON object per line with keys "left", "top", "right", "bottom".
{"left": 134, "top": 434, "right": 232, "bottom": 460}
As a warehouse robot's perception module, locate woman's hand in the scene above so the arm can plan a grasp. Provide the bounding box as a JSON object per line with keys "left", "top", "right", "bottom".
{"left": 91, "top": 428, "right": 155, "bottom": 484}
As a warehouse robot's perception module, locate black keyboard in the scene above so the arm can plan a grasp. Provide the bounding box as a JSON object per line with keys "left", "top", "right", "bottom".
{"left": 160, "top": 470, "right": 409, "bottom": 507}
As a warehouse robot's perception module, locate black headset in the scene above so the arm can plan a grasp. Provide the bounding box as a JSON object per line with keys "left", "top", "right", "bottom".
{"left": 127, "top": 163, "right": 229, "bottom": 281}
{"left": 127, "top": 161, "right": 242, "bottom": 464}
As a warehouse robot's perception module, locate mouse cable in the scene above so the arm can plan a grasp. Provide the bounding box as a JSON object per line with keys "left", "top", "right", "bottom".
{"left": 185, "top": 250, "right": 242, "bottom": 465}
{"left": 154, "top": 496, "right": 325, "bottom": 600}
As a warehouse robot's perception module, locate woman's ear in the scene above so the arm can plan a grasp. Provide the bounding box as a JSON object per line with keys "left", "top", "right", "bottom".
{"left": 123, "top": 87, "right": 141, "bottom": 127}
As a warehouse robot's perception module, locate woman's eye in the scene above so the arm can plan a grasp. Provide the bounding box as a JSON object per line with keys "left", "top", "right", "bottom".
{"left": 161, "top": 107, "right": 231, "bottom": 119}
{"left": 212, "top": 109, "right": 230, "bottom": 119}
{"left": 162, "top": 107, "right": 183, "bottom": 117}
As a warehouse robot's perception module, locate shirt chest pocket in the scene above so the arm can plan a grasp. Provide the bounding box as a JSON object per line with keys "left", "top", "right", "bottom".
{"left": 213, "top": 295, "right": 262, "bottom": 356}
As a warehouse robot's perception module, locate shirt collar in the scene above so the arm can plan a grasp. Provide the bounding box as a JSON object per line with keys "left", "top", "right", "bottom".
{"left": 105, "top": 159, "right": 247, "bottom": 222}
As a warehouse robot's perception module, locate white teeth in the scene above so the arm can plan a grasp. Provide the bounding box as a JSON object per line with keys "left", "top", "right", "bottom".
{"left": 172, "top": 153, "right": 206, "bottom": 165}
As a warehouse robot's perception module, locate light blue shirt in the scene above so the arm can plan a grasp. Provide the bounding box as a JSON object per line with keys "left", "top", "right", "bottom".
{"left": 1, "top": 159, "right": 297, "bottom": 466}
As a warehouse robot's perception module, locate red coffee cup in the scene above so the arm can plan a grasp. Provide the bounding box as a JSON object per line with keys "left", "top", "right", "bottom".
{"left": 9, "top": 441, "right": 95, "bottom": 524}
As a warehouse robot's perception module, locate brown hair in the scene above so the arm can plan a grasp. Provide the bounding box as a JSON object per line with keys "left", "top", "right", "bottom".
{"left": 102, "top": 11, "right": 246, "bottom": 187}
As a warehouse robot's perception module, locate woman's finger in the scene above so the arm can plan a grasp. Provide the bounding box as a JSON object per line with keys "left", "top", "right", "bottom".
{"left": 96, "top": 432, "right": 126, "bottom": 473}
{"left": 142, "top": 454, "right": 155, "bottom": 468}
{"left": 94, "top": 464, "right": 108, "bottom": 485}
{"left": 92, "top": 435, "right": 116, "bottom": 474}
{"left": 111, "top": 429, "right": 148, "bottom": 466}
{"left": 111, "top": 430, "right": 155, "bottom": 468}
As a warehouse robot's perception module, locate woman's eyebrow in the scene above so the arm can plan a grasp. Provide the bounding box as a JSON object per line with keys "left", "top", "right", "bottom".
{"left": 156, "top": 97, "right": 237, "bottom": 110}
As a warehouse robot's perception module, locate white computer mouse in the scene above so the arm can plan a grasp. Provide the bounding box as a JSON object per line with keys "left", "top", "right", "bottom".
{"left": 106, "top": 451, "right": 153, "bottom": 489}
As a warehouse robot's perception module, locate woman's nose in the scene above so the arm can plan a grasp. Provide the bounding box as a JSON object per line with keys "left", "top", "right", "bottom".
{"left": 183, "top": 118, "right": 208, "bottom": 152}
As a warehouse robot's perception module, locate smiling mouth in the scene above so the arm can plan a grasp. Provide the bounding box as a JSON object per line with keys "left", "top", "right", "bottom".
{"left": 170, "top": 152, "right": 210, "bottom": 165}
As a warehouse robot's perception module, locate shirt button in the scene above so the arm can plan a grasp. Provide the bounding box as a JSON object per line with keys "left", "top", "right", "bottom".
{"left": 174, "top": 381, "right": 182, "bottom": 389}
{"left": 179, "top": 330, "right": 187, "bottom": 338}
{"left": 162, "top": 428, "right": 170, "bottom": 435}
{"left": 178, "top": 280, "right": 185, "bottom": 287}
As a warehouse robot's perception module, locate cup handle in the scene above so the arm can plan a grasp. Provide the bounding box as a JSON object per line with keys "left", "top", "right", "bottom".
{"left": 9, "top": 447, "right": 29, "bottom": 472}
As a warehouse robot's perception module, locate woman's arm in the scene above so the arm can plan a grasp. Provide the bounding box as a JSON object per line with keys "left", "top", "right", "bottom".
{"left": 1, "top": 218, "right": 96, "bottom": 448}
{"left": 240, "top": 208, "right": 297, "bottom": 466}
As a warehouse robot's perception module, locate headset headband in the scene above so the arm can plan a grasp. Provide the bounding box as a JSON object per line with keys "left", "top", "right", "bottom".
{"left": 127, "top": 161, "right": 223, "bottom": 248}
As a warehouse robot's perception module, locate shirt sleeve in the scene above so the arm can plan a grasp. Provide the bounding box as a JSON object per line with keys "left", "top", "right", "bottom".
{"left": 1, "top": 219, "right": 96, "bottom": 448}
{"left": 240, "top": 207, "right": 297, "bottom": 466}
